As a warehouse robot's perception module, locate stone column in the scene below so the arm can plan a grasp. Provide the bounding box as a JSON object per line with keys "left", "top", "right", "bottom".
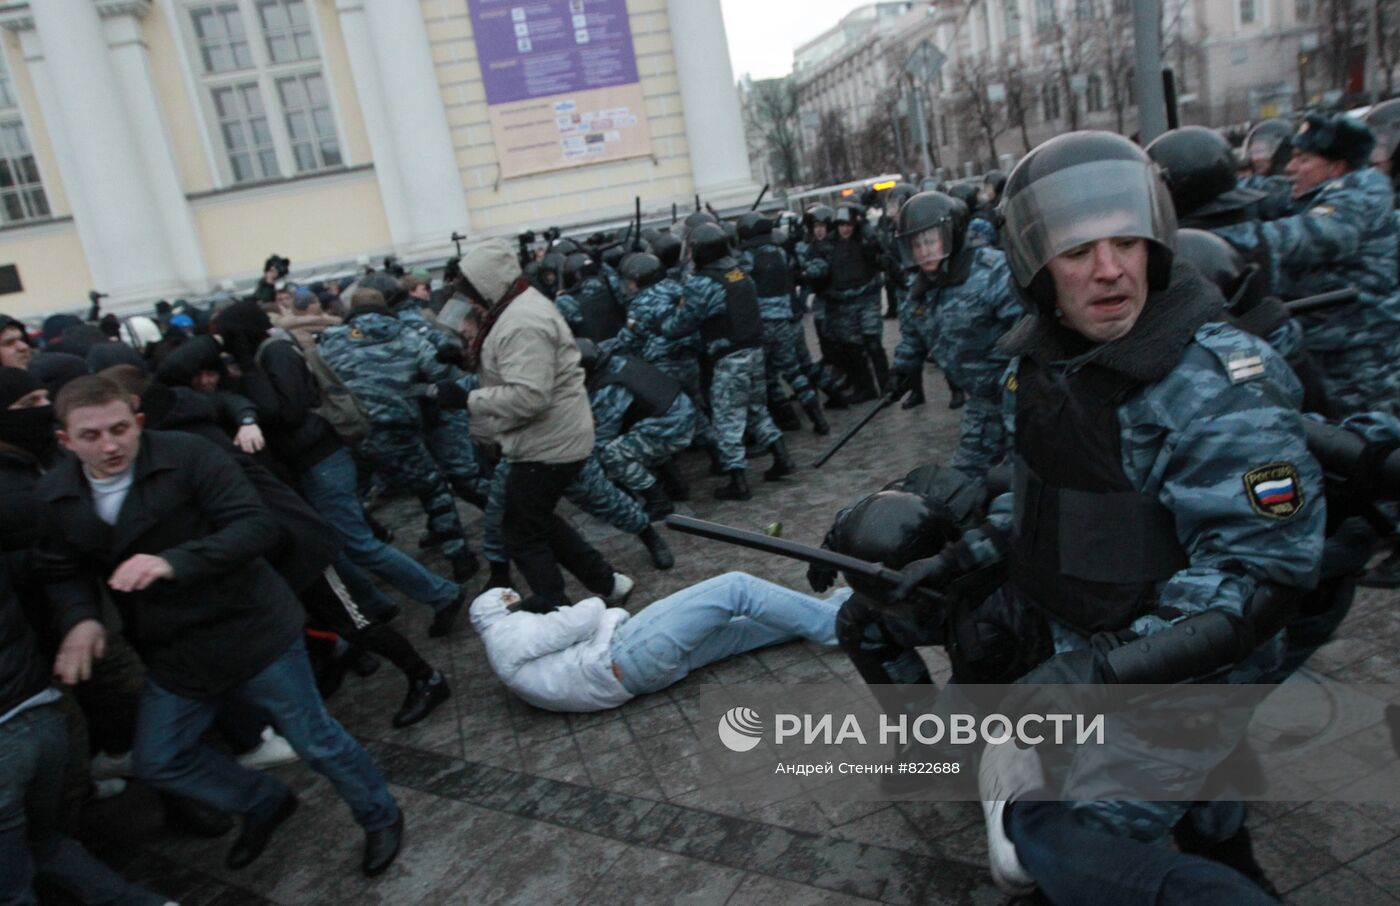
{"left": 18, "top": 0, "right": 201, "bottom": 303}
{"left": 665, "top": 0, "right": 759, "bottom": 205}
{"left": 335, "top": 0, "right": 469, "bottom": 258}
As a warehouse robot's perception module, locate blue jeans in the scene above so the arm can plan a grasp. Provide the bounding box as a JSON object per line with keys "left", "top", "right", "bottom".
{"left": 298, "top": 447, "right": 457, "bottom": 609}
{"left": 1, "top": 703, "right": 166, "bottom": 906}
{"left": 132, "top": 638, "right": 399, "bottom": 833}
{"left": 611, "top": 572, "right": 848, "bottom": 694}
{"left": 1008, "top": 801, "right": 1277, "bottom": 906}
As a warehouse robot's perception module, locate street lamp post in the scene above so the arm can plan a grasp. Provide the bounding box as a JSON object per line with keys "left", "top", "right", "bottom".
{"left": 1132, "top": 0, "right": 1168, "bottom": 143}
{"left": 904, "top": 40, "right": 944, "bottom": 179}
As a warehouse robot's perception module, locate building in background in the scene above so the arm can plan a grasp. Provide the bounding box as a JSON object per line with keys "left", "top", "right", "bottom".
{"left": 0, "top": 0, "right": 756, "bottom": 317}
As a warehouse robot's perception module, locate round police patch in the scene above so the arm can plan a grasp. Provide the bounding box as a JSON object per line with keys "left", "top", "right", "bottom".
{"left": 1243, "top": 462, "right": 1303, "bottom": 519}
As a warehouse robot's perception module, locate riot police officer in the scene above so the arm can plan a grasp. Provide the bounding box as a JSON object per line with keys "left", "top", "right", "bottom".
{"left": 555, "top": 252, "right": 628, "bottom": 342}
{"left": 824, "top": 203, "right": 888, "bottom": 402}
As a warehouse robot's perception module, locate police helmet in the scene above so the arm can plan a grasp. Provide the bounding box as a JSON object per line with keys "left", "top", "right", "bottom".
{"left": 722, "top": 221, "right": 739, "bottom": 249}
{"left": 881, "top": 182, "right": 919, "bottom": 219}
{"left": 736, "top": 212, "right": 773, "bottom": 242}
{"left": 1244, "top": 118, "right": 1295, "bottom": 176}
{"left": 687, "top": 222, "right": 731, "bottom": 267}
{"left": 1145, "top": 127, "right": 1267, "bottom": 221}
{"left": 359, "top": 271, "right": 405, "bottom": 307}
{"left": 803, "top": 204, "right": 835, "bottom": 231}
{"left": 551, "top": 237, "right": 582, "bottom": 257}
{"left": 1365, "top": 99, "right": 1400, "bottom": 165}
{"left": 894, "top": 192, "right": 969, "bottom": 272}
{"left": 561, "top": 253, "right": 599, "bottom": 292}
{"left": 621, "top": 253, "right": 667, "bottom": 290}
{"left": 947, "top": 182, "right": 979, "bottom": 210}
{"left": 832, "top": 203, "right": 865, "bottom": 228}
{"left": 653, "top": 234, "right": 683, "bottom": 269}
{"left": 682, "top": 210, "right": 719, "bottom": 239}
{"left": 539, "top": 251, "right": 565, "bottom": 280}
{"left": 602, "top": 243, "right": 626, "bottom": 270}
{"left": 826, "top": 491, "right": 962, "bottom": 603}
{"left": 1002, "top": 131, "right": 1177, "bottom": 311}
{"left": 983, "top": 169, "right": 1008, "bottom": 199}
{"left": 640, "top": 227, "right": 663, "bottom": 246}
{"left": 1175, "top": 229, "right": 1245, "bottom": 299}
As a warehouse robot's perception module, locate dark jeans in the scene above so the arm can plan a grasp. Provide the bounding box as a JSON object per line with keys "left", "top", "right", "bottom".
{"left": 1008, "top": 801, "right": 1278, "bottom": 906}
{"left": 503, "top": 458, "right": 614, "bottom": 608}
{"left": 131, "top": 637, "right": 398, "bottom": 833}
{"left": 1, "top": 703, "right": 166, "bottom": 906}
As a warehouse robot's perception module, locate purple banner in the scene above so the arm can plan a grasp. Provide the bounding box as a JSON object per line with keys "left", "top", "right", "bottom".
{"left": 467, "top": 0, "right": 642, "bottom": 106}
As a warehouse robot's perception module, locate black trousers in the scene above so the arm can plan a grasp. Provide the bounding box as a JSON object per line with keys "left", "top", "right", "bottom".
{"left": 504, "top": 459, "right": 614, "bottom": 607}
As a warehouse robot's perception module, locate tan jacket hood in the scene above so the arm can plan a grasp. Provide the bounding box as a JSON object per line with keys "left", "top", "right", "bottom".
{"left": 462, "top": 238, "right": 523, "bottom": 304}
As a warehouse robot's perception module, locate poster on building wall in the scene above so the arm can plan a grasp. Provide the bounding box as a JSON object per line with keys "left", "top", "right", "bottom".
{"left": 467, "top": 0, "right": 653, "bottom": 179}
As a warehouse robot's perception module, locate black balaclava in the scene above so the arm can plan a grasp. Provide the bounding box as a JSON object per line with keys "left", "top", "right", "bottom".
{"left": 0, "top": 366, "right": 56, "bottom": 461}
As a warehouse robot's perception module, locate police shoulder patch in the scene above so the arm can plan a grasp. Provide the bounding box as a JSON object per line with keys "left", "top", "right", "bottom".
{"left": 1309, "top": 203, "right": 1336, "bottom": 218}
{"left": 725, "top": 269, "right": 746, "bottom": 283}
{"left": 1005, "top": 371, "right": 1019, "bottom": 392}
{"left": 349, "top": 326, "right": 365, "bottom": 340}
{"left": 1224, "top": 350, "right": 1266, "bottom": 384}
{"left": 1243, "top": 462, "right": 1303, "bottom": 519}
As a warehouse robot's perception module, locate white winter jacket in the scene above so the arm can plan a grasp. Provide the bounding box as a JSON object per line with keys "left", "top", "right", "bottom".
{"left": 469, "top": 588, "right": 633, "bottom": 712}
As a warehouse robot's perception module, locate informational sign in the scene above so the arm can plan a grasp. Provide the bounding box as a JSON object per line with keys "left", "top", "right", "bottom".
{"left": 467, "top": 0, "right": 653, "bottom": 179}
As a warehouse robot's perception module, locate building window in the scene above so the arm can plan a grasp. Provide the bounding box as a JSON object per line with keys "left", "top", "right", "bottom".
{"left": 1240, "top": 0, "right": 1256, "bottom": 24}
{"left": 1086, "top": 72, "right": 1105, "bottom": 112}
{"left": 1035, "top": 0, "right": 1056, "bottom": 29}
{"left": 0, "top": 50, "right": 49, "bottom": 224}
{"left": 182, "top": 0, "right": 342, "bottom": 185}
{"left": 1004, "top": 0, "right": 1021, "bottom": 39}
{"left": 1042, "top": 82, "right": 1061, "bottom": 120}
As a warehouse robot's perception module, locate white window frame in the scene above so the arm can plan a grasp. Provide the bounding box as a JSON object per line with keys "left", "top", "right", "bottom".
{"left": 169, "top": 0, "right": 352, "bottom": 189}
{"left": 0, "top": 41, "right": 51, "bottom": 225}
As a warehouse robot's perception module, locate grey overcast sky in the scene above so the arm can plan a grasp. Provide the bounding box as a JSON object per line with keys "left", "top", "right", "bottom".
{"left": 720, "top": 0, "right": 873, "bottom": 81}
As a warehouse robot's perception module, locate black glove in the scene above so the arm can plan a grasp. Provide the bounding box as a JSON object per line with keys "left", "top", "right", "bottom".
{"left": 435, "top": 343, "right": 465, "bottom": 366}
{"left": 432, "top": 380, "right": 469, "bottom": 409}
{"left": 807, "top": 562, "right": 837, "bottom": 593}
{"left": 891, "top": 551, "right": 960, "bottom": 603}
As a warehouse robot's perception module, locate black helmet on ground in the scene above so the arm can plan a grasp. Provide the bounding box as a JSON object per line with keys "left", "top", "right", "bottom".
{"left": 894, "top": 192, "right": 969, "bottom": 272}
{"left": 825, "top": 490, "right": 962, "bottom": 603}
{"left": 687, "top": 222, "right": 731, "bottom": 267}
{"left": 739, "top": 211, "right": 772, "bottom": 242}
{"left": 561, "top": 253, "right": 599, "bottom": 293}
{"left": 621, "top": 253, "right": 667, "bottom": 290}
{"left": 653, "top": 233, "right": 683, "bottom": 269}
{"left": 1002, "top": 130, "right": 1177, "bottom": 312}
{"left": 1145, "top": 126, "right": 1266, "bottom": 221}
{"left": 1244, "top": 118, "right": 1295, "bottom": 176}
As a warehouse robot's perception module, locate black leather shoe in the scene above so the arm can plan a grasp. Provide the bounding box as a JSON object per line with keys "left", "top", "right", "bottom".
{"left": 450, "top": 553, "right": 480, "bottom": 584}
{"left": 428, "top": 591, "right": 465, "bottom": 638}
{"left": 363, "top": 812, "right": 405, "bottom": 877}
{"left": 352, "top": 648, "right": 381, "bottom": 678}
{"left": 162, "top": 793, "right": 233, "bottom": 838}
{"left": 392, "top": 672, "right": 451, "bottom": 728}
{"left": 714, "top": 469, "right": 751, "bottom": 501}
{"left": 638, "top": 526, "right": 675, "bottom": 570}
{"left": 763, "top": 438, "right": 796, "bottom": 482}
{"left": 226, "top": 791, "right": 297, "bottom": 869}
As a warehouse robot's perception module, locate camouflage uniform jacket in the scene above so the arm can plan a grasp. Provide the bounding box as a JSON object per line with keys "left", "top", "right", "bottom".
{"left": 318, "top": 309, "right": 452, "bottom": 427}
{"left": 954, "top": 303, "right": 1325, "bottom": 642}
{"left": 588, "top": 355, "right": 693, "bottom": 448}
{"left": 1216, "top": 166, "right": 1400, "bottom": 353}
{"left": 794, "top": 240, "right": 831, "bottom": 289}
{"left": 892, "top": 247, "right": 1021, "bottom": 398}
{"left": 393, "top": 302, "right": 459, "bottom": 357}
{"left": 553, "top": 275, "right": 625, "bottom": 335}
{"left": 736, "top": 245, "right": 799, "bottom": 321}
{"left": 604, "top": 278, "right": 698, "bottom": 364}
{"left": 659, "top": 268, "right": 753, "bottom": 361}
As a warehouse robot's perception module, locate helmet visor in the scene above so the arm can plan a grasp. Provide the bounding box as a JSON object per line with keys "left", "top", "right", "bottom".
{"left": 436, "top": 297, "right": 473, "bottom": 336}
{"left": 1002, "top": 159, "right": 1177, "bottom": 287}
{"left": 897, "top": 223, "right": 954, "bottom": 271}
{"left": 1247, "top": 133, "right": 1283, "bottom": 165}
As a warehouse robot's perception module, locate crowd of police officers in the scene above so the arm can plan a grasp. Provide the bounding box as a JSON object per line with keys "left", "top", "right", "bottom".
{"left": 494, "top": 105, "right": 1400, "bottom": 904}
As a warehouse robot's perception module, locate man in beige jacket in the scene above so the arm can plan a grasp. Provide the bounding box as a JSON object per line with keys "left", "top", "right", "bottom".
{"left": 445, "top": 239, "right": 623, "bottom": 611}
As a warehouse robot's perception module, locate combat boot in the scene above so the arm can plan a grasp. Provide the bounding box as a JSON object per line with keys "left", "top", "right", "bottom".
{"left": 771, "top": 399, "right": 801, "bottom": 431}
{"left": 449, "top": 552, "right": 480, "bottom": 584}
{"left": 638, "top": 525, "right": 675, "bottom": 570}
{"left": 706, "top": 442, "right": 727, "bottom": 476}
{"left": 947, "top": 377, "right": 966, "bottom": 410}
{"left": 657, "top": 459, "right": 691, "bottom": 502}
{"left": 482, "top": 560, "right": 512, "bottom": 592}
{"left": 714, "top": 469, "right": 752, "bottom": 501}
{"left": 764, "top": 438, "right": 796, "bottom": 482}
{"left": 801, "top": 399, "right": 830, "bottom": 435}
{"left": 843, "top": 345, "right": 879, "bottom": 404}
{"left": 639, "top": 482, "right": 674, "bottom": 521}
{"left": 902, "top": 381, "right": 927, "bottom": 410}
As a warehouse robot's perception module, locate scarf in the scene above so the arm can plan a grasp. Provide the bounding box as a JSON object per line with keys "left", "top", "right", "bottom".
{"left": 466, "top": 277, "right": 533, "bottom": 373}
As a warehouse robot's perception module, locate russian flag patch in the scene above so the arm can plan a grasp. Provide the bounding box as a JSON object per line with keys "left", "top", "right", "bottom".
{"left": 1243, "top": 463, "right": 1303, "bottom": 519}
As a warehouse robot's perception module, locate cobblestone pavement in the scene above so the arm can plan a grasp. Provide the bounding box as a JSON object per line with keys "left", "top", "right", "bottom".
{"left": 83, "top": 321, "right": 1400, "bottom": 905}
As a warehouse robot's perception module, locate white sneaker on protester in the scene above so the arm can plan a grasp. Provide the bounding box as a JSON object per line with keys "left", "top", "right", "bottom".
{"left": 604, "top": 572, "right": 634, "bottom": 606}
{"left": 90, "top": 749, "right": 134, "bottom": 780}
{"left": 978, "top": 740, "right": 1043, "bottom": 897}
{"left": 235, "top": 726, "right": 299, "bottom": 770}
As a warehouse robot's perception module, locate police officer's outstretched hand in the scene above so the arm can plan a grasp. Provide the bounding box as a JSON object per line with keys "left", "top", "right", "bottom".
{"left": 807, "top": 562, "right": 837, "bottom": 593}
{"left": 892, "top": 552, "right": 959, "bottom": 603}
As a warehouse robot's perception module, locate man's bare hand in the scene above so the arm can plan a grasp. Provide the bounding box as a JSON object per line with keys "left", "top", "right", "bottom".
{"left": 54, "top": 619, "right": 106, "bottom": 685}
{"left": 108, "top": 554, "right": 174, "bottom": 592}
{"left": 234, "top": 424, "right": 266, "bottom": 454}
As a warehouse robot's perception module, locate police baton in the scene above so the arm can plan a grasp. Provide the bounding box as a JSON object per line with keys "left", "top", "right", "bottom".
{"left": 750, "top": 183, "right": 770, "bottom": 212}
{"left": 1304, "top": 420, "right": 1400, "bottom": 500}
{"left": 1285, "top": 287, "right": 1357, "bottom": 315}
{"left": 665, "top": 514, "right": 906, "bottom": 585}
{"left": 811, "top": 397, "right": 895, "bottom": 468}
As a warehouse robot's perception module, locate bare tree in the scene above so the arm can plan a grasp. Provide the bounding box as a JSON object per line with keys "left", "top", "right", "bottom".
{"left": 1377, "top": 0, "right": 1400, "bottom": 95}
{"left": 852, "top": 87, "right": 902, "bottom": 174}
{"left": 997, "top": 49, "right": 1035, "bottom": 153}
{"left": 1300, "top": 0, "right": 1369, "bottom": 94}
{"left": 742, "top": 78, "right": 804, "bottom": 187}
{"left": 950, "top": 54, "right": 1006, "bottom": 169}
{"left": 816, "top": 109, "right": 856, "bottom": 184}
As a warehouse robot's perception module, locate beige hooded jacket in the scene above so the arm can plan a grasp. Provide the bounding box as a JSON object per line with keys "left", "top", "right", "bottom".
{"left": 464, "top": 239, "right": 594, "bottom": 463}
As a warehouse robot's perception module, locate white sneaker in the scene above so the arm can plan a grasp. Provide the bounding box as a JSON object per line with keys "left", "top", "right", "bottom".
{"left": 977, "top": 741, "right": 1043, "bottom": 897}
{"left": 91, "top": 777, "right": 127, "bottom": 800}
{"left": 235, "top": 726, "right": 299, "bottom": 770}
{"left": 90, "top": 749, "right": 134, "bottom": 780}
{"left": 604, "top": 572, "right": 634, "bottom": 606}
